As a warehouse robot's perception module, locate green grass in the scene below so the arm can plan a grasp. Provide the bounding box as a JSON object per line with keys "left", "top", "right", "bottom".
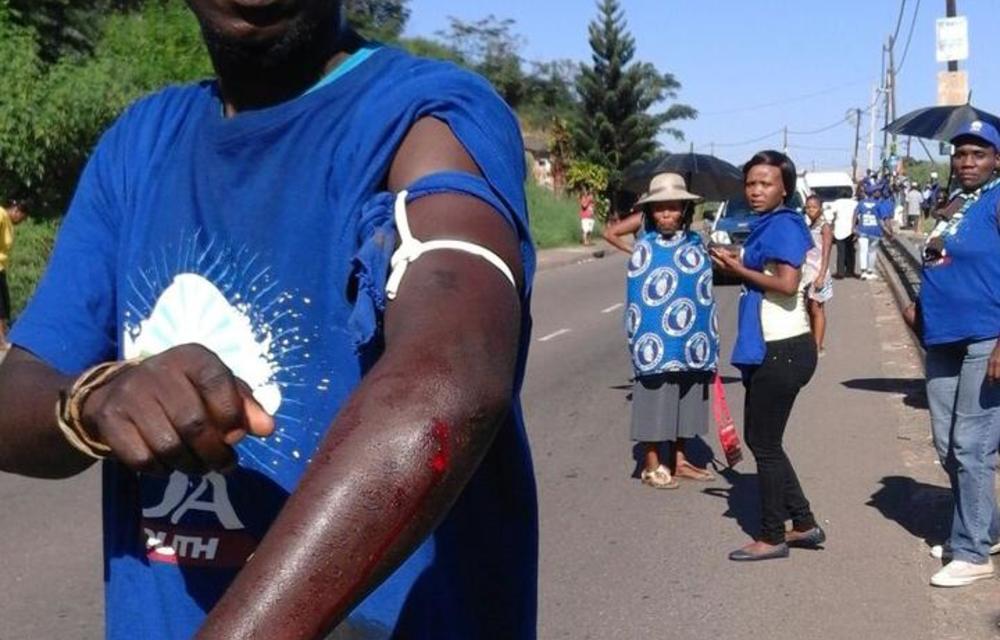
{"left": 526, "top": 180, "right": 596, "bottom": 249}
{"left": 7, "top": 217, "right": 60, "bottom": 320}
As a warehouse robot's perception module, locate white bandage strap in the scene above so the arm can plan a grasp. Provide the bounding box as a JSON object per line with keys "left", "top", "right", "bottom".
{"left": 386, "top": 190, "right": 517, "bottom": 300}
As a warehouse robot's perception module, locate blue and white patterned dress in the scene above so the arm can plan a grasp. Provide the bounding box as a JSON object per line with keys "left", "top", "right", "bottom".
{"left": 625, "top": 228, "right": 719, "bottom": 377}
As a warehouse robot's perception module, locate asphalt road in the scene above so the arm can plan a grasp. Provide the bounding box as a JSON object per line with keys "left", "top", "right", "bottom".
{"left": 0, "top": 252, "right": 992, "bottom": 639}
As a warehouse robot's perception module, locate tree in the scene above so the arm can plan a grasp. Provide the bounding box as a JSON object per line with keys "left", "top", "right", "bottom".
{"left": 6, "top": 0, "right": 144, "bottom": 64}
{"left": 519, "top": 59, "right": 579, "bottom": 129}
{"left": 0, "top": 0, "right": 210, "bottom": 213}
{"left": 574, "top": 0, "right": 695, "bottom": 204}
{"left": 345, "top": 0, "right": 410, "bottom": 42}
{"left": 438, "top": 15, "right": 526, "bottom": 108}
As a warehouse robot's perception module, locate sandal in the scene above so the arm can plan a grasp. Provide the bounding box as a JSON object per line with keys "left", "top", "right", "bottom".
{"left": 674, "top": 462, "right": 715, "bottom": 481}
{"left": 640, "top": 465, "right": 679, "bottom": 489}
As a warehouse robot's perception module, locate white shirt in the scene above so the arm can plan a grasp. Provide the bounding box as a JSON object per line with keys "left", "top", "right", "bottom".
{"left": 831, "top": 198, "right": 857, "bottom": 240}
{"left": 760, "top": 262, "right": 811, "bottom": 342}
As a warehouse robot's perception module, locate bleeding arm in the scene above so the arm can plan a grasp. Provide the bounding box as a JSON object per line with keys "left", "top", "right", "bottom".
{"left": 195, "top": 118, "right": 525, "bottom": 639}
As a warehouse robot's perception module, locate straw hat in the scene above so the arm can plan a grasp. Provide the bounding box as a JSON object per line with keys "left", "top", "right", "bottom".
{"left": 634, "top": 173, "right": 702, "bottom": 206}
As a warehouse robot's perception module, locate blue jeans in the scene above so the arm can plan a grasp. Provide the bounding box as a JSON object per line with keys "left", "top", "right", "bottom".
{"left": 926, "top": 338, "right": 1000, "bottom": 563}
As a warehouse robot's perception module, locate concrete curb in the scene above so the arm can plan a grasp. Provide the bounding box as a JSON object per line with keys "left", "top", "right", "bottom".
{"left": 877, "top": 249, "right": 925, "bottom": 366}
{"left": 536, "top": 242, "right": 610, "bottom": 273}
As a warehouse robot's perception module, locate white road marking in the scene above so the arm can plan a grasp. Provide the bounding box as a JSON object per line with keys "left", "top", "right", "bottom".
{"left": 538, "top": 328, "right": 571, "bottom": 343}
{"left": 601, "top": 303, "right": 623, "bottom": 314}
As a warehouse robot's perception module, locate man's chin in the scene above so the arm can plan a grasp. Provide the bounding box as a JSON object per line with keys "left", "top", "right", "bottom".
{"left": 202, "top": 15, "right": 318, "bottom": 73}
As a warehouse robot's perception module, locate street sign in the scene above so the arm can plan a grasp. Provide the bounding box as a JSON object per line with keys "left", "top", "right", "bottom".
{"left": 937, "top": 70, "right": 968, "bottom": 106}
{"left": 936, "top": 16, "right": 969, "bottom": 63}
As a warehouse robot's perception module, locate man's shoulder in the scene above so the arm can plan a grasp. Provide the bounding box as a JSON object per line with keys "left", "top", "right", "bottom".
{"left": 373, "top": 47, "right": 512, "bottom": 114}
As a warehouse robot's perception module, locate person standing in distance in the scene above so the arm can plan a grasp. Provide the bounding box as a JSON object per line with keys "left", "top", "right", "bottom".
{"left": 579, "top": 189, "right": 596, "bottom": 246}
{"left": 0, "top": 199, "right": 26, "bottom": 350}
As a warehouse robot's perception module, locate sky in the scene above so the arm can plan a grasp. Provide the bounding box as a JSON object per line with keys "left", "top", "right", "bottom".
{"left": 404, "top": 0, "right": 1000, "bottom": 172}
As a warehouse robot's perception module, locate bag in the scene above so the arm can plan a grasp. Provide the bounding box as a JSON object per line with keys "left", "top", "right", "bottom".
{"left": 712, "top": 373, "right": 743, "bottom": 467}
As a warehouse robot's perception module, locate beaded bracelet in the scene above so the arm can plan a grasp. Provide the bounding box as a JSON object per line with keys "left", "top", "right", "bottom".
{"left": 55, "top": 359, "right": 142, "bottom": 459}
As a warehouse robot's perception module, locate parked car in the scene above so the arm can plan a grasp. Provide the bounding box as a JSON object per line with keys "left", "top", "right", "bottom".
{"left": 706, "top": 179, "right": 808, "bottom": 285}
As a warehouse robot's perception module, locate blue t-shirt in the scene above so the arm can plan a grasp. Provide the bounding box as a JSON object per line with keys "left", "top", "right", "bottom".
{"left": 625, "top": 229, "right": 718, "bottom": 375}
{"left": 855, "top": 198, "right": 886, "bottom": 237}
{"left": 731, "top": 210, "right": 812, "bottom": 370}
{"left": 919, "top": 183, "right": 1000, "bottom": 346}
{"left": 11, "top": 47, "right": 537, "bottom": 639}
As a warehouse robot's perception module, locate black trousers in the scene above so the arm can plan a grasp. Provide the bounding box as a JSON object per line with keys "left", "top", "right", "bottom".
{"left": 0, "top": 270, "right": 9, "bottom": 322}
{"left": 834, "top": 236, "right": 855, "bottom": 277}
{"left": 743, "top": 334, "right": 818, "bottom": 544}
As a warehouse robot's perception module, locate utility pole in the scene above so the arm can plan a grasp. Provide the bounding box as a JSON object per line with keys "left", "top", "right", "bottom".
{"left": 868, "top": 84, "right": 880, "bottom": 173}
{"left": 887, "top": 34, "right": 897, "bottom": 163}
{"left": 946, "top": 0, "right": 958, "bottom": 72}
{"left": 881, "top": 39, "right": 891, "bottom": 166}
{"left": 782, "top": 126, "right": 788, "bottom": 155}
{"left": 851, "top": 107, "right": 862, "bottom": 181}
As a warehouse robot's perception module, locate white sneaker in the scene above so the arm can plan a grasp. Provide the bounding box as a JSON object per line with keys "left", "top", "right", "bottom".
{"left": 930, "top": 542, "right": 1000, "bottom": 560}
{"left": 930, "top": 559, "right": 995, "bottom": 587}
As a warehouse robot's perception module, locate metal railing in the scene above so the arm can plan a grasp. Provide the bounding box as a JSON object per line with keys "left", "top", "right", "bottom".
{"left": 880, "top": 233, "right": 922, "bottom": 304}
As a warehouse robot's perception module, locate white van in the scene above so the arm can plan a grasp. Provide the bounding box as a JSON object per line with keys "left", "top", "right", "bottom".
{"left": 800, "top": 171, "right": 856, "bottom": 240}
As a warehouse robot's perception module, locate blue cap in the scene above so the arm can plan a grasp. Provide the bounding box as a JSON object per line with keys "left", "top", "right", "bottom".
{"left": 950, "top": 120, "right": 1000, "bottom": 149}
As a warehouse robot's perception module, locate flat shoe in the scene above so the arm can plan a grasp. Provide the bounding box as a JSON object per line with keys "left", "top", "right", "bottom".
{"left": 728, "top": 543, "right": 789, "bottom": 562}
{"left": 640, "top": 465, "right": 679, "bottom": 489}
{"left": 786, "top": 526, "right": 826, "bottom": 548}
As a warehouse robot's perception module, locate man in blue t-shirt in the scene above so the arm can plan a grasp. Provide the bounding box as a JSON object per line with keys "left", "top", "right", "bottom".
{"left": 906, "top": 120, "right": 1000, "bottom": 588}
{"left": 0, "top": 2, "right": 537, "bottom": 639}
{"left": 854, "top": 189, "right": 894, "bottom": 280}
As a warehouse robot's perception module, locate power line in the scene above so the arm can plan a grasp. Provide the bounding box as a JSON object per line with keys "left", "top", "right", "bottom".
{"left": 698, "top": 79, "right": 868, "bottom": 116}
{"left": 896, "top": 0, "right": 922, "bottom": 75}
{"left": 891, "top": 0, "right": 909, "bottom": 44}
{"left": 787, "top": 115, "right": 851, "bottom": 136}
{"left": 709, "top": 128, "right": 784, "bottom": 148}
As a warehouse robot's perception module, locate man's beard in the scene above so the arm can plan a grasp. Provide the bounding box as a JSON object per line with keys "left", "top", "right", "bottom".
{"left": 198, "top": 5, "right": 340, "bottom": 81}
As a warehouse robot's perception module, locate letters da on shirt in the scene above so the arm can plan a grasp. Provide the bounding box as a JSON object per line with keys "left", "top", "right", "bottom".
{"left": 141, "top": 472, "right": 258, "bottom": 568}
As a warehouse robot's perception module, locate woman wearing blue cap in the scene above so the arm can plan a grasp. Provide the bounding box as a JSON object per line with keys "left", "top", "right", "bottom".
{"left": 907, "top": 120, "right": 1000, "bottom": 587}
{"left": 710, "top": 150, "right": 825, "bottom": 561}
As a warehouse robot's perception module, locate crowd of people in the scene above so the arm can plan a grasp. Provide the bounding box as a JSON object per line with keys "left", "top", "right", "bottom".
{"left": 600, "top": 120, "right": 1000, "bottom": 584}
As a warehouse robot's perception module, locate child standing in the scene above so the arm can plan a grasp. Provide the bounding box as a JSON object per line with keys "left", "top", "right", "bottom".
{"left": 804, "top": 195, "right": 833, "bottom": 355}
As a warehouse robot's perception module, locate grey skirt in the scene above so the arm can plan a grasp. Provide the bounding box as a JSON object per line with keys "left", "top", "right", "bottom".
{"left": 630, "top": 371, "right": 711, "bottom": 442}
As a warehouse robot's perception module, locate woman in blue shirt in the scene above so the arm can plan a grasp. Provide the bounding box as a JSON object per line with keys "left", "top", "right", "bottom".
{"left": 604, "top": 173, "right": 719, "bottom": 489}
{"left": 710, "top": 150, "right": 825, "bottom": 561}
{"left": 907, "top": 121, "right": 1000, "bottom": 588}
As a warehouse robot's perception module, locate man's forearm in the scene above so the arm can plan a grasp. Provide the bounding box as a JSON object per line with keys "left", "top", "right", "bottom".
{"left": 196, "top": 327, "right": 517, "bottom": 639}
{"left": 0, "top": 348, "right": 95, "bottom": 478}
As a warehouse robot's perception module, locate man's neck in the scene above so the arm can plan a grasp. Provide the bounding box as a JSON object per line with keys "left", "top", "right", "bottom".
{"left": 216, "top": 27, "right": 361, "bottom": 117}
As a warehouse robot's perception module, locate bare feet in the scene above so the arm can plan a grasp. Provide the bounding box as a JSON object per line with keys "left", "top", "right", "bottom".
{"left": 673, "top": 461, "right": 715, "bottom": 481}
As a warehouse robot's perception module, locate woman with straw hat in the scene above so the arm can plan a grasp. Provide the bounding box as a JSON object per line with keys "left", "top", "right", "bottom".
{"left": 603, "top": 173, "right": 719, "bottom": 489}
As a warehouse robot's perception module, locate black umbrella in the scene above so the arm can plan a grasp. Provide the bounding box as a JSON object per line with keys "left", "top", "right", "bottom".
{"left": 884, "top": 103, "right": 1000, "bottom": 143}
{"left": 622, "top": 152, "right": 744, "bottom": 201}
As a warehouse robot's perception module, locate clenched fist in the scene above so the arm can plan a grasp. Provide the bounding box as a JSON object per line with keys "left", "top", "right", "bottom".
{"left": 80, "top": 344, "right": 274, "bottom": 475}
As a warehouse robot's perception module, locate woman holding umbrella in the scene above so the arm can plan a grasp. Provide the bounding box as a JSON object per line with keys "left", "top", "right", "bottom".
{"left": 709, "top": 150, "right": 825, "bottom": 561}
{"left": 603, "top": 173, "right": 719, "bottom": 489}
